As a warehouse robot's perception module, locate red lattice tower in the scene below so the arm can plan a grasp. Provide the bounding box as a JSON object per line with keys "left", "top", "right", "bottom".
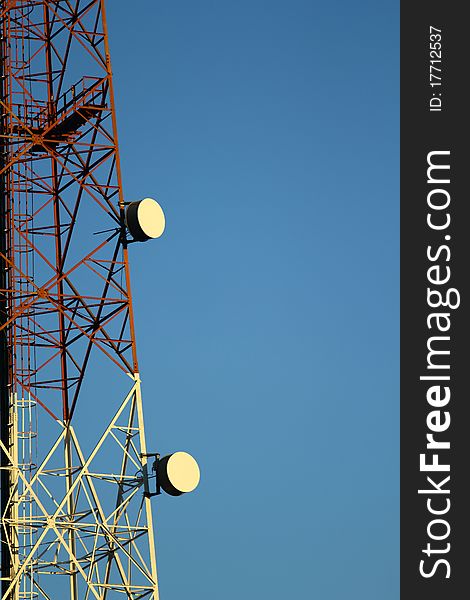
{"left": 0, "top": 2, "right": 200, "bottom": 599}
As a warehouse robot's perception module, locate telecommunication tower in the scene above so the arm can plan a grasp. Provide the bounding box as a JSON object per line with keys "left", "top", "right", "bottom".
{"left": 0, "top": 2, "right": 200, "bottom": 598}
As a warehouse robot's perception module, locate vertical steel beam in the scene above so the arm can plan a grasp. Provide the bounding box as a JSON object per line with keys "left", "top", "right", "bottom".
{"left": 0, "top": 5, "right": 14, "bottom": 596}
{"left": 42, "top": 5, "right": 77, "bottom": 598}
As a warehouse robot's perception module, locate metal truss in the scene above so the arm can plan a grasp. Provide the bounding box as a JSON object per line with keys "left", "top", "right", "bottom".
{"left": 1, "top": 376, "right": 158, "bottom": 599}
{"left": 0, "top": 1, "right": 160, "bottom": 598}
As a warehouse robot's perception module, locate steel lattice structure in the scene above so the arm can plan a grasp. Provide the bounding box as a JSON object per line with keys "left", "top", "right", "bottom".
{"left": 0, "top": 1, "right": 161, "bottom": 598}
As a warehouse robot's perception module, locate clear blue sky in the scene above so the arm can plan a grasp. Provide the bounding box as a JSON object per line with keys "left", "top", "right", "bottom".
{"left": 107, "top": 1, "right": 399, "bottom": 598}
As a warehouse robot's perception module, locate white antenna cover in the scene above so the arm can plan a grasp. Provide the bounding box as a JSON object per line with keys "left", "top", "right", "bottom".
{"left": 126, "top": 198, "right": 165, "bottom": 241}
{"left": 157, "top": 452, "right": 200, "bottom": 496}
